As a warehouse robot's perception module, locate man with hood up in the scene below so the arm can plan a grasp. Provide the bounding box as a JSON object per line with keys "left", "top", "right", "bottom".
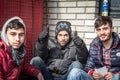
{"left": 0, "top": 16, "right": 44, "bottom": 80}
{"left": 30, "top": 21, "right": 92, "bottom": 80}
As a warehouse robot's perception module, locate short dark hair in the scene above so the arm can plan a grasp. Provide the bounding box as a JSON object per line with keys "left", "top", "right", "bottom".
{"left": 94, "top": 16, "right": 113, "bottom": 28}
{"left": 6, "top": 19, "right": 25, "bottom": 32}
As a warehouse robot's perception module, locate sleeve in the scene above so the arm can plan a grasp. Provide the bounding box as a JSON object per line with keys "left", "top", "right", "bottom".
{"left": 0, "top": 58, "right": 3, "bottom": 80}
{"left": 22, "top": 60, "right": 41, "bottom": 77}
{"left": 35, "top": 33, "right": 49, "bottom": 61}
{"left": 75, "top": 38, "right": 89, "bottom": 65}
{"left": 84, "top": 43, "right": 96, "bottom": 73}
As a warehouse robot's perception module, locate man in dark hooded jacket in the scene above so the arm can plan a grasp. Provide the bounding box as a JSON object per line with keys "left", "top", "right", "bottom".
{"left": 30, "top": 21, "right": 92, "bottom": 80}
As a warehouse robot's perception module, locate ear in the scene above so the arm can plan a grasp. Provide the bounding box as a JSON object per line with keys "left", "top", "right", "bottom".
{"left": 111, "top": 26, "right": 114, "bottom": 32}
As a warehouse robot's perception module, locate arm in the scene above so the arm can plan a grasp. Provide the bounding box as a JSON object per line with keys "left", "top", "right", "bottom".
{"left": 84, "top": 43, "right": 97, "bottom": 75}
{"left": 0, "top": 59, "right": 3, "bottom": 80}
{"left": 72, "top": 36, "right": 89, "bottom": 64}
{"left": 35, "top": 28, "right": 49, "bottom": 60}
{"left": 37, "top": 73, "right": 44, "bottom": 80}
{"left": 22, "top": 60, "right": 44, "bottom": 79}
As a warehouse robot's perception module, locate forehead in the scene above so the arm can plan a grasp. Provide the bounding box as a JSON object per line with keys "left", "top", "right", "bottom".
{"left": 58, "top": 30, "right": 69, "bottom": 35}
{"left": 96, "top": 23, "right": 110, "bottom": 29}
{"left": 7, "top": 28, "right": 25, "bottom": 33}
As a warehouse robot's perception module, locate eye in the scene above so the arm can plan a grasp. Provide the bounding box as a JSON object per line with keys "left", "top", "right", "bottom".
{"left": 96, "top": 28, "right": 100, "bottom": 32}
{"left": 103, "top": 27, "right": 108, "bottom": 30}
{"left": 58, "top": 34, "right": 62, "bottom": 37}
{"left": 10, "top": 33, "right": 16, "bottom": 36}
{"left": 19, "top": 33, "right": 25, "bottom": 37}
{"left": 64, "top": 34, "right": 69, "bottom": 37}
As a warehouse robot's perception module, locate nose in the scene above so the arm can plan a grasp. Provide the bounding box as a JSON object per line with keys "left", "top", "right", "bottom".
{"left": 61, "top": 35, "right": 65, "bottom": 40}
{"left": 100, "top": 29, "right": 105, "bottom": 34}
{"left": 15, "top": 35, "right": 20, "bottom": 41}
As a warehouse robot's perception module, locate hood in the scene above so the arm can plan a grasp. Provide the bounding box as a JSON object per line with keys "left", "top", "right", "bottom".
{"left": 1, "top": 16, "right": 26, "bottom": 46}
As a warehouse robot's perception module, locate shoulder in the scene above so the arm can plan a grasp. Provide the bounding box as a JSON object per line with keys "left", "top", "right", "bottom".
{"left": 0, "top": 39, "right": 10, "bottom": 56}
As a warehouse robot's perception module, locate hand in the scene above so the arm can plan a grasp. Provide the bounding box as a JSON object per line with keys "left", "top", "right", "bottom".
{"left": 93, "top": 71, "right": 103, "bottom": 80}
{"left": 73, "top": 36, "right": 83, "bottom": 47}
{"left": 37, "top": 73, "right": 44, "bottom": 80}
{"left": 38, "top": 27, "right": 49, "bottom": 42}
{"left": 104, "top": 72, "right": 113, "bottom": 80}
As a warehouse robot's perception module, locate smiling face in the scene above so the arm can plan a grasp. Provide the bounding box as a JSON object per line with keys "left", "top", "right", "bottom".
{"left": 57, "top": 30, "right": 70, "bottom": 46}
{"left": 96, "top": 23, "right": 114, "bottom": 42}
{"left": 6, "top": 28, "right": 25, "bottom": 49}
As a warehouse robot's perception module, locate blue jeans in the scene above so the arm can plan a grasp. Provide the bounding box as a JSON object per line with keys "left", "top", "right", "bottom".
{"left": 112, "top": 74, "right": 120, "bottom": 80}
{"left": 30, "top": 56, "right": 93, "bottom": 80}
{"left": 67, "top": 68, "right": 93, "bottom": 80}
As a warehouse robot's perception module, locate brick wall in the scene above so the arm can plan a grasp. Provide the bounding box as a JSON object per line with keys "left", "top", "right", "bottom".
{"left": 43, "top": 0, "right": 120, "bottom": 49}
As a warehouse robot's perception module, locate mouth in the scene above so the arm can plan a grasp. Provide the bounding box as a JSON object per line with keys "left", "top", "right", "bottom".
{"left": 13, "top": 43, "right": 21, "bottom": 46}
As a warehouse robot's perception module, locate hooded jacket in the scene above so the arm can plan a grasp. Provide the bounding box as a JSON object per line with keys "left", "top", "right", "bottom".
{"left": 35, "top": 23, "right": 89, "bottom": 77}
{"left": 85, "top": 32, "right": 120, "bottom": 75}
{"left": 0, "top": 16, "right": 40, "bottom": 80}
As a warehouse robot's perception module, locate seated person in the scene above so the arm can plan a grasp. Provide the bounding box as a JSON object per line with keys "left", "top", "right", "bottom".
{"left": 0, "top": 16, "right": 44, "bottom": 80}
{"left": 30, "top": 21, "right": 92, "bottom": 80}
{"left": 85, "top": 16, "right": 120, "bottom": 80}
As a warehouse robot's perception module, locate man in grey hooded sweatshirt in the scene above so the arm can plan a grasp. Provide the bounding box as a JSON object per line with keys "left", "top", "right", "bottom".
{"left": 0, "top": 16, "right": 44, "bottom": 80}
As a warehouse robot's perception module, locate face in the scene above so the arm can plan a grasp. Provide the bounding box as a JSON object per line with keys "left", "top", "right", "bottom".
{"left": 57, "top": 30, "right": 70, "bottom": 46}
{"left": 6, "top": 28, "right": 25, "bottom": 49}
{"left": 96, "top": 23, "right": 114, "bottom": 42}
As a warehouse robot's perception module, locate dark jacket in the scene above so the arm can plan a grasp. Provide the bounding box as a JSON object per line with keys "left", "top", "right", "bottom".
{"left": 35, "top": 36, "right": 88, "bottom": 76}
{"left": 85, "top": 32, "right": 120, "bottom": 73}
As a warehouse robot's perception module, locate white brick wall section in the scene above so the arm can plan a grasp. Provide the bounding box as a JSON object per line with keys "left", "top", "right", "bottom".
{"left": 58, "top": 2, "right": 76, "bottom": 7}
{"left": 85, "top": 33, "right": 97, "bottom": 39}
{"left": 77, "top": 32, "right": 84, "bottom": 38}
{"left": 77, "top": 1, "right": 96, "bottom": 7}
{"left": 48, "top": 2, "right": 57, "bottom": 7}
{"left": 49, "top": 8, "right": 66, "bottom": 13}
{"left": 85, "top": 20, "right": 95, "bottom": 26}
{"left": 86, "top": 7, "right": 96, "bottom": 13}
{"left": 68, "top": 20, "right": 84, "bottom": 26}
{"left": 49, "top": 25, "right": 55, "bottom": 31}
{"left": 49, "top": 31, "right": 55, "bottom": 37}
{"left": 85, "top": 38, "right": 93, "bottom": 45}
{"left": 76, "top": 27, "right": 94, "bottom": 32}
{"left": 118, "top": 27, "right": 120, "bottom": 37}
{"left": 113, "top": 20, "right": 120, "bottom": 27}
{"left": 67, "top": 8, "right": 85, "bottom": 13}
{"left": 77, "top": 14, "right": 95, "bottom": 19}
{"left": 48, "top": 20, "right": 60, "bottom": 24}
{"left": 49, "top": 14, "right": 57, "bottom": 19}
{"left": 49, "top": 0, "right": 66, "bottom": 1}
{"left": 58, "top": 14, "right": 75, "bottom": 19}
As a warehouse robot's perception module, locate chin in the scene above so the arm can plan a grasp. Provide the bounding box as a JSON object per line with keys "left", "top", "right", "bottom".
{"left": 60, "top": 44, "right": 65, "bottom": 46}
{"left": 13, "top": 46, "right": 20, "bottom": 49}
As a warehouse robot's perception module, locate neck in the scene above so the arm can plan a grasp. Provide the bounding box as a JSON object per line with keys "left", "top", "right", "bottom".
{"left": 102, "top": 37, "right": 113, "bottom": 49}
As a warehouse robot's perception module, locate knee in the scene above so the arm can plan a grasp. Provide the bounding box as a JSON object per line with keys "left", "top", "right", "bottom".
{"left": 67, "top": 68, "right": 93, "bottom": 80}
{"left": 68, "top": 68, "right": 81, "bottom": 77}
{"left": 30, "top": 56, "right": 43, "bottom": 65}
{"left": 71, "top": 61, "right": 83, "bottom": 69}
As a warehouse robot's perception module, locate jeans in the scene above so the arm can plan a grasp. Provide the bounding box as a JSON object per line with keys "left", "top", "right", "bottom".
{"left": 30, "top": 56, "right": 93, "bottom": 80}
{"left": 67, "top": 68, "right": 93, "bottom": 80}
{"left": 112, "top": 74, "right": 120, "bottom": 80}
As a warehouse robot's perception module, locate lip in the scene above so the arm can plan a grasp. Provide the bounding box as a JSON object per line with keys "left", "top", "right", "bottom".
{"left": 13, "top": 43, "right": 20, "bottom": 46}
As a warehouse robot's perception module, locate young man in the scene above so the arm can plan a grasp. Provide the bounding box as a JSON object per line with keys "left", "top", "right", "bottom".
{"left": 85, "top": 16, "right": 120, "bottom": 80}
{"left": 30, "top": 21, "right": 91, "bottom": 80}
{"left": 0, "top": 16, "right": 44, "bottom": 80}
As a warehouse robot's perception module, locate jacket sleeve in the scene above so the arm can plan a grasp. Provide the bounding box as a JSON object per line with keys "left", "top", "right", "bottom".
{"left": 22, "top": 59, "right": 41, "bottom": 77}
{"left": 84, "top": 43, "right": 96, "bottom": 73}
{"left": 35, "top": 35, "right": 49, "bottom": 61}
{"left": 75, "top": 39, "right": 89, "bottom": 65}
{"left": 0, "top": 58, "right": 3, "bottom": 80}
